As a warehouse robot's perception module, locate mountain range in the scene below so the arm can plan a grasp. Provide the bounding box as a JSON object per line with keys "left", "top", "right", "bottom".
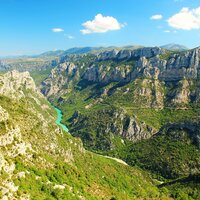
{"left": 0, "top": 44, "right": 199, "bottom": 199}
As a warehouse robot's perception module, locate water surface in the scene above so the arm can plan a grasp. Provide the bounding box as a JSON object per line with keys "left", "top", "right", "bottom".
{"left": 54, "top": 106, "right": 69, "bottom": 132}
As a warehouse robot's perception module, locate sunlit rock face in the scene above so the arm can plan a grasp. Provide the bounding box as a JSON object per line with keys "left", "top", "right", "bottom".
{"left": 0, "top": 70, "right": 37, "bottom": 99}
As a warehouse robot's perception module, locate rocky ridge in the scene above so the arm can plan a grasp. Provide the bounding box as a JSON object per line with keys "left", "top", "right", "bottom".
{"left": 83, "top": 47, "right": 200, "bottom": 83}
{"left": 41, "top": 46, "right": 200, "bottom": 148}
{"left": 42, "top": 47, "right": 200, "bottom": 107}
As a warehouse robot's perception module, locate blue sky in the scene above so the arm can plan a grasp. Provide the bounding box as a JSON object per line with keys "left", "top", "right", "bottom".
{"left": 0, "top": 0, "right": 200, "bottom": 56}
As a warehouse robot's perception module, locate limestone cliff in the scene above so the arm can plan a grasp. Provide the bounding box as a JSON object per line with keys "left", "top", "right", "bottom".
{"left": 41, "top": 46, "right": 200, "bottom": 150}
{"left": 0, "top": 70, "right": 37, "bottom": 99}
{"left": 42, "top": 47, "right": 200, "bottom": 108}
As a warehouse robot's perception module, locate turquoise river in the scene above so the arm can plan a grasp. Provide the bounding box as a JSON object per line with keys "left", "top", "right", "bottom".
{"left": 54, "top": 106, "right": 69, "bottom": 132}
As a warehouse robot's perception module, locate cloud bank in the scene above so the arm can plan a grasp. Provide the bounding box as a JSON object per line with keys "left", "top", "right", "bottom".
{"left": 168, "top": 7, "right": 200, "bottom": 30}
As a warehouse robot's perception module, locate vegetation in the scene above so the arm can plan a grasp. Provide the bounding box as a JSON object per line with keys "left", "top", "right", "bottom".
{"left": 0, "top": 87, "right": 171, "bottom": 199}
{"left": 38, "top": 52, "right": 200, "bottom": 199}
{"left": 1, "top": 48, "right": 199, "bottom": 199}
{"left": 111, "top": 128, "right": 200, "bottom": 179}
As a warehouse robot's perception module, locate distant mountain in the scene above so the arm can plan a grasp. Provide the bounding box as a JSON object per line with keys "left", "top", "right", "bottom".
{"left": 160, "top": 43, "right": 188, "bottom": 51}
{"left": 34, "top": 47, "right": 105, "bottom": 59}
{"left": 64, "top": 47, "right": 102, "bottom": 55}
{"left": 58, "top": 46, "right": 145, "bottom": 56}
{"left": 37, "top": 50, "right": 65, "bottom": 58}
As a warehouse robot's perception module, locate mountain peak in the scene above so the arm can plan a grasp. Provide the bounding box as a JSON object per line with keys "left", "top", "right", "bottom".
{"left": 160, "top": 43, "right": 188, "bottom": 51}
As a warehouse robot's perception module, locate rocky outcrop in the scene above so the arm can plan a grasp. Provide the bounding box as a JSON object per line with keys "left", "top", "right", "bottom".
{"left": 0, "top": 70, "right": 79, "bottom": 199}
{"left": 42, "top": 62, "right": 79, "bottom": 97}
{"left": 82, "top": 47, "right": 200, "bottom": 84}
{"left": 110, "top": 110, "right": 157, "bottom": 142}
{"left": 171, "top": 80, "right": 191, "bottom": 105}
{"left": 121, "top": 117, "right": 156, "bottom": 142}
{"left": 70, "top": 108, "right": 156, "bottom": 149}
{"left": 0, "top": 112, "right": 34, "bottom": 199}
{"left": 133, "top": 79, "right": 165, "bottom": 108}
{"left": 41, "top": 47, "right": 200, "bottom": 97}
{"left": 0, "top": 70, "right": 37, "bottom": 99}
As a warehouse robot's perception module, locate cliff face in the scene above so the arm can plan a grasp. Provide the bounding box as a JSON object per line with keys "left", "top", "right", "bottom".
{"left": 70, "top": 108, "right": 156, "bottom": 150}
{"left": 42, "top": 47, "right": 200, "bottom": 107}
{"left": 0, "top": 71, "right": 72, "bottom": 199}
{"left": 41, "top": 62, "right": 79, "bottom": 97}
{"left": 0, "top": 70, "right": 38, "bottom": 99}
{"left": 41, "top": 46, "right": 200, "bottom": 149}
{"left": 82, "top": 47, "right": 200, "bottom": 83}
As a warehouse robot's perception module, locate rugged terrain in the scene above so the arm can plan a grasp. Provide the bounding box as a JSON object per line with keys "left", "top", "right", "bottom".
{"left": 0, "top": 70, "right": 173, "bottom": 199}
{"left": 1, "top": 45, "right": 200, "bottom": 199}
{"left": 42, "top": 46, "right": 200, "bottom": 146}
{"left": 40, "top": 46, "right": 200, "bottom": 199}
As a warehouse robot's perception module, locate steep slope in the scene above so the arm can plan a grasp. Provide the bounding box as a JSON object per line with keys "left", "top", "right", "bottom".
{"left": 40, "top": 46, "right": 200, "bottom": 191}
{"left": 0, "top": 71, "right": 168, "bottom": 199}
{"left": 114, "top": 121, "right": 200, "bottom": 179}
{"left": 41, "top": 47, "right": 200, "bottom": 149}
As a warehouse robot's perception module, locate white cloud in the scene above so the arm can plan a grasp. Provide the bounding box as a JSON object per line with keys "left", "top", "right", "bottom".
{"left": 52, "top": 28, "right": 64, "bottom": 32}
{"left": 150, "top": 14, "right": 163, "bottom": 20}
{"left": 81, "top": 14, "right": 125, "bottom": 34}
{"left": 64, "top": 34, "right": 75, "bottom": 39}
{"left": 168, "top": 7, "right": 200, "bottom": 30}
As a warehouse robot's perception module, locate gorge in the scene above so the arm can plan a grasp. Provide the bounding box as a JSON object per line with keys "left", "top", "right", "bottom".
{"left": 0, "top": 46, "right": 199, "bottom": 200}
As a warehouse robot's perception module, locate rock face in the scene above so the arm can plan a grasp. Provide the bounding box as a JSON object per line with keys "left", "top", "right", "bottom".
{"left": 41, "top": 46, "right": 200, "bottom": 149}
{"left": 0, "top": 71, "right": 77, "bottom": 199}
{"left": 97, "top": 47, "right": 165, "bottom": 60}
{"left": 122, "top": 118, "right": 156, "bottom": 142}
{"left": 171, "top": 80, "right": 191, "bottom": 105}
{"left": 41, "top": 47, "right": 200, "bottom": 109}
{"left": 70, "top": 108, "right": 156, "bottom": 150}
{"left": 82, "top": 47, "right": 200, "bottom": 83}
{"left": 110, "top": 110, "right": 156, "bottom": 143}
{"left": 42, "top": 62, "right": 79, "bottom": 97}
{"left": 42, "top": 47, "right": 200, "bottom": 107}
{"left": 0, "top": 70, "right": 37, "bottom": 99}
